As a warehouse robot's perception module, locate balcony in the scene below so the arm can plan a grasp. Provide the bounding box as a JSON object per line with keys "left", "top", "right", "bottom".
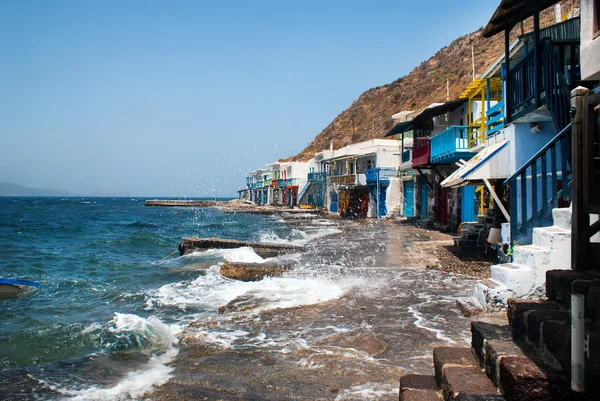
{"left": 365, "top": 168, "right": 397, "bottom": 184}
{"left": 308, "top": 172, "right": 327, "bottom": 183}
{"left": 486, "top": 100, "right": 504, "bottom": 138}
{"left": 430, "top": 126, "right": 473, "bottom": 164}
{"left": 283, "top": 178, "right": 298, "bottom": 188}
{"left": 411, "top": 138, "right": 431, "bottom": 168}
{"left": 327, "top": 174, "right": 357, "bottom": 186}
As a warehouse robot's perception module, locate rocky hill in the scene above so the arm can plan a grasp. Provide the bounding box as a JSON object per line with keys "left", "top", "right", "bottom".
{"left": 286, "top": 0, "right": 578, "bottom": 162}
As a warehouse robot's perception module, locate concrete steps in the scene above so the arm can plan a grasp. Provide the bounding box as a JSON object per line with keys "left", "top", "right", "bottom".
{"left": 400, "top": 269, "right": 600, "bottom": 400}
{"left": 471, "top": 207, "right": 572, "bottom": 311}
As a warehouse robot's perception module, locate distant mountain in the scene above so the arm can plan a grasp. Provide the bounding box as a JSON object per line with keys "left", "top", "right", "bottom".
{"left": 89, "top": 190, "right": 131, "bottom": 197}
{"left": 0, "top": 182, "right": 74, "bottom": 197}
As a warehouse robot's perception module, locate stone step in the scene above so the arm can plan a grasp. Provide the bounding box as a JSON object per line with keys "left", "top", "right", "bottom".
{"left": 399, "top": 374, "right": 442, "bottom": 401}
{"left": 545, "top": 270, "right": 600, "bottom": 308}
{"left": 511, "top": 245, "right": 550, "bottom": 269}
{"left": 498, "top": 356, "right": 569, "bottom": 401}
{"left": 551, "top": 207, "right": 571, "bottom": 230}
{"left": 433, "top": 347, "right": 501, "bottom": 401}
{"left": 506, "top": 298, "right": 562, "bottom": 335}
{"left": 473, "top": 279, "right": 514, "bottom": 311}
{"left": 470, "top": 322, "right": 514, "bottom": 367}
{"left": 490, "top": 263, "right": 535, "bottom": 298}
{"left": 532, "top": 226, "right": 571, "bottom": 254}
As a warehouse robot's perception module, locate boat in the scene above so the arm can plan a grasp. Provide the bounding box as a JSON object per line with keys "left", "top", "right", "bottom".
{"left": 0, "top": 278, "right": 41, "bottom": 297}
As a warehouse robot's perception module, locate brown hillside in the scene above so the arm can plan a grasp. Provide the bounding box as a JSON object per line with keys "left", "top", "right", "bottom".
{"left": 285, "top": 0, "right": 578, "bottom": 162}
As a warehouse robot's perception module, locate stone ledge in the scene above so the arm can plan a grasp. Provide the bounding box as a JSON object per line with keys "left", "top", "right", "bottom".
{"left": 433, "top": 347, "right": 479, "bottom": 388}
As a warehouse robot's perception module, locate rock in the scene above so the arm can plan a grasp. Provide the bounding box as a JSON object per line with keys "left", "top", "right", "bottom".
{"left": 484, "top": 339, "right": 529, "bottom": 387}
{"left": 455, "top": 395, "right": 506, "bottom": 401}
{"left": 457, "top": 297, "right": 484, "bottom": 317}
{"left": 315, "top": 332, "right": 388, "bottom": 357}
{"left": 402, "top": 389, "right": 442, "bottom": 401}
{"left": 220, "top": 263, "right": 288, "bottom": 282}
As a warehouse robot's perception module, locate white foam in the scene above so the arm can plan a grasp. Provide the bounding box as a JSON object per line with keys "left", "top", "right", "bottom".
{"left": 334, "top": 383, "right": 398, "bottom": 400}
{"left": 408, "top": 305, "right": 455, "bottom": 344}
{"left": 150, "top": 271, "right": 367, "bottom": 316}
{"left": 57, "top": 314, "right": 182, "bottom": 401}
{"left": 60, "top": 348, "right": 178, "bottom": 401}
{"left": 181, "top": 246, "right": 264, "bottom": 264}
{"left": 258, "top": 227, "right": 341, "bottom": 246}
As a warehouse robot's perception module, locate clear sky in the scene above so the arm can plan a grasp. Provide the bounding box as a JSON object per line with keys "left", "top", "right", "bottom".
{"left": 0, "top": 0, "right": 499, "bottom": 197}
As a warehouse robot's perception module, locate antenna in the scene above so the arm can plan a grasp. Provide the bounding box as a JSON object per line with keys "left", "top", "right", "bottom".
{"left": 471, "top": 40, "right": 475, "bottom": 80}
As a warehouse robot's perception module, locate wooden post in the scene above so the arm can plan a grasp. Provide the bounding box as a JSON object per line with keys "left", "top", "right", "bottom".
{"left": 571, "top": 86, "right": 590, "bottom": 271}
{"left": 533, "top": 12, "right": 540, "bottom": 107}
{"left": 504, "top": 28, "right": 511, "bottom": 124}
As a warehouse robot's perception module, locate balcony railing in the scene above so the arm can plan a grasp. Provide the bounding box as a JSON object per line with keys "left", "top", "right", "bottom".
{"left": 508, "top": 51, "right": 536, "bottom": 117}
{"left": 430, "top": 126, "right": 472, "bottom": 164}
{"left": 308, "top": 172, "right": 327, "bottom": 182}
{"left": 327, "top": 174, "right": 357, "bottom": 186}
{"left": 365, "top": 168, "right": 397, "bottom": 183}
{"left": 283, "top": 178, "right": 298, "bottom": 187}
{"left": 486, "top": 100, "right": 504, "bottom": 138}
{"left": 411, "top": 138, "right": 431, "bottom": 167}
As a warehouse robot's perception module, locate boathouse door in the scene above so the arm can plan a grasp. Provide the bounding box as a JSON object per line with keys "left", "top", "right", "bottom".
{"left": 461, "top": 186, "right": 477, "bottom": 223}
{"left": 330, "top": 192, "right": 338, "bottom": 213}
{"left": 403, "top": 180, "right": 415, "bottom": 217}
{"left": 437, "top": 187, "right": 448, "bottom": 224}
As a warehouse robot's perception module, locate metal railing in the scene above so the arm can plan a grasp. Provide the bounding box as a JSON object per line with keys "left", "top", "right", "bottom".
{"left": 504, "top": 123, "right": 572, "bottom": 243}
{"left": 308, "top": 172, "right": 327, "bottom": 182}
{"left": 430, "top": 126, "right": 469, "bottom": 163}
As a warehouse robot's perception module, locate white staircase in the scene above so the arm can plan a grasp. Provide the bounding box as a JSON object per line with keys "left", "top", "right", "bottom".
{"left": 468, "top": 207, "right": 572, "bottom": 311}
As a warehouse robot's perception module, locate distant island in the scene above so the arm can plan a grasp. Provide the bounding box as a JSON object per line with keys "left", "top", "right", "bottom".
{"left": 0, "top": 182, "right": 74, "bottom": 197}
{"left": 0, "top": 182, "right": 132, "bottom": 197}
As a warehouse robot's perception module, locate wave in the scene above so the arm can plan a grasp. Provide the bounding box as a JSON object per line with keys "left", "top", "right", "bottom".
{"left": 52, "top": 313, "right": 181, "bottom": 400}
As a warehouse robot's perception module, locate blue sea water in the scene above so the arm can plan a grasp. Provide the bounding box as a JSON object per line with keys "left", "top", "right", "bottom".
{"left": 0, "top": 197, "right": 329, "bottom": 399}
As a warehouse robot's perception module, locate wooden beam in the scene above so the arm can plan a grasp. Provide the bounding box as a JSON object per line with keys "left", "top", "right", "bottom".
{"left": 484, "top": 178, "right": 510, "bottom": 223}
{"left": 414, "top": 168, "right": 434, "bottom": 190}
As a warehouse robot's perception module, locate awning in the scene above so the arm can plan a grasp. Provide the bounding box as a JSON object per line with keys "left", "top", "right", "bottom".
{"left": 441, "top": 139, "right": 510, "bottom": 188}
{"left": 385, "top": 120, "right": 414, "bottom": 137}
{"left": 482, "top": 0, "right": 562, "bottom": 38}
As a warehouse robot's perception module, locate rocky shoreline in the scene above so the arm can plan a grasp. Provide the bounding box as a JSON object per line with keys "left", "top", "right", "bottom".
{"left": 150, "top": 210, "right": 498, "bottom": 400}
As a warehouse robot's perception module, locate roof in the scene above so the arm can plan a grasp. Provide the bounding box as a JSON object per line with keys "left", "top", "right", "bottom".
{"left": 460, "top": 78, "right": 503, "bottom": 99}
{"left": 385, "top": 99, "right": 467, "bottom": 137}
{"left": 441, "top": 139, "right": 510, "bottom": 188}
{"left": 385, "top": 120, "right": 414, "bottom": 137}
{"left": 482, "top": 0, "right": 562, "bottom": 38}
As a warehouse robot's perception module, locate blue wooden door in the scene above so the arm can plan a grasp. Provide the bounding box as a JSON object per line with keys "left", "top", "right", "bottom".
{"left": 403, "top": 180, "right": 415, "bottom": 217}
{"left": 461, "top": 186, "right": 477, "bottom": 223}
{"left": 330, "top": 192, "right": 338, "bottom": 213}
{"left": 419, "top": 179, "right": 429, "bottom": 219}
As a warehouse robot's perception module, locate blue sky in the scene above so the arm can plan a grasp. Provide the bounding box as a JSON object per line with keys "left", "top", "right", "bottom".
{"left": 0, "top": 0, "right": 499, "bottom": 197}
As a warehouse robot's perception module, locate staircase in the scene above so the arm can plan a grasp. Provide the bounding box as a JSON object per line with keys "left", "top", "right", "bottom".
{"left": 463, "top": 207, "right": 572, "bottom": 312}
{"left": 399, "top": 269, "right": 600, "bottom": 401}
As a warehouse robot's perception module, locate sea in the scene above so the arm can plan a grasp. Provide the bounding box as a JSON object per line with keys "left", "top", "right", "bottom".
{"left": 0, "top": 197, "right": 479, "bottom": 401}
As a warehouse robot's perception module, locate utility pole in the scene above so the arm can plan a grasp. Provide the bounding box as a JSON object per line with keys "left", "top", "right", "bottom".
{"left": 471, "top": 39, "right": 476, "bottom": 80}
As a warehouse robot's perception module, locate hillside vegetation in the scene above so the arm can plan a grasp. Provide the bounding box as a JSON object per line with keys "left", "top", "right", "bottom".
{"left": 285, "top": 0, "right": 578, "bottom": 162}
